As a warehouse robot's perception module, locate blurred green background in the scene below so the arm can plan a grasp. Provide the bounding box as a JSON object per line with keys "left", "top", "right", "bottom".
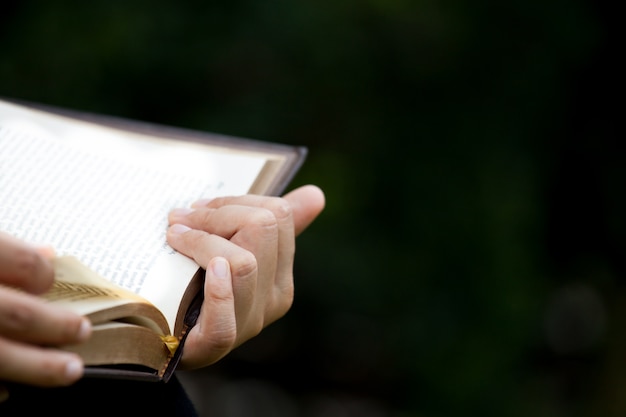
{"left": 1, "top": 0, "right": 623, "bottom": 416}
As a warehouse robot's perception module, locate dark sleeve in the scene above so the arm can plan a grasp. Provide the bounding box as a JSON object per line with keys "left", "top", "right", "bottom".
{"left": 0, "top": 374, "right": 199, "bottom": 417}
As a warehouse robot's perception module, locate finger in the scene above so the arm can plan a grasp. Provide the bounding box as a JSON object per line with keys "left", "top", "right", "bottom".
{"left": 170, "top": 197, "right": 291, "bottom": 296}
{"left": 0, "top": 338, "right": 84, "bottom": 387}
{"left": 0, "top": 286, "right": 92, "bottom": 345}
{"left": 169, "top": 203, "right": 279, "bottom": 242}
{"left": 180, "top": 257, "right": 237, "bottom": 369}
{"left": 166, "top": 225, "right": 260, "bottom": 315}
{"left": 166, "top": 226, "right": 264, "bottom": 333}
{"left": 0, "top": 232, "right": 54, "bottom": 294}
{"left": 186, "top": 184, "right": 325, "bottom": 237}
{"left": 166, "top": 225, "right": 258, "bottom": 274}
{"left": 168, "top": 202, "right": 285, "bottom": 288}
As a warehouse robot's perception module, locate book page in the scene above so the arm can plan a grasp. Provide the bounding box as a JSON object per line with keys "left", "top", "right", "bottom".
{"left": 0, "top": 100, "right": 268, "bottom": 330}
{"left": 45, "top": 256, "right": 170, "bottom": 335}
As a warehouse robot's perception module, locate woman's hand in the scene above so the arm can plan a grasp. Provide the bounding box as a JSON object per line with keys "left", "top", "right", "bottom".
{"left": 166, "top": 185, "right": 325, "bottom": 369}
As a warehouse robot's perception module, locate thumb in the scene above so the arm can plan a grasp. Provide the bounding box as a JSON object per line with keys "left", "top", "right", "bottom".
{"left": 282, "top": 185, "right": 326, "bottom": 236}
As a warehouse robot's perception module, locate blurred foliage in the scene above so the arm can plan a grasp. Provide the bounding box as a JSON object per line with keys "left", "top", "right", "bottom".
{"left": 1, "top": 0, "right": 623, "bottom": 416}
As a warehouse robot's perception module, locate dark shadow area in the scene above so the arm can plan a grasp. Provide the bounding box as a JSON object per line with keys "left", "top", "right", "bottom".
{"left": 1, "top": 0, "right": 623, "bottom": 415}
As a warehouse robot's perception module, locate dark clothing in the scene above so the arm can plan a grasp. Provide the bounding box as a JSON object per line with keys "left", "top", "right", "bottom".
{"left": 0, "top": 374, "right": 199, "bottom": 417}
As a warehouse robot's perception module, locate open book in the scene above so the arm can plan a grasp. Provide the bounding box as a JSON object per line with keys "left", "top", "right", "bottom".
{"left": 0, "top": 98, "right": 306, "bottom": 382}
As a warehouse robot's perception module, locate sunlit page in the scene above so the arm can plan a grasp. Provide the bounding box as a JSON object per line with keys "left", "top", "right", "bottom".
{"left": 0, "top": 101, "right": 267, "bottom": 329}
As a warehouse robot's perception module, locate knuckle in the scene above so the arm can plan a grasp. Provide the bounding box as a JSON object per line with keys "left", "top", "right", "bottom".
{"left": 196, "top": 208, "right": 216, "bottom": 228}
{"left": 210, "top": 326, "right": 238, "bottom": 353}
{"left": 13, "top": 248, "right": 53, "bottom": 293}
{"left": 279, "top": 284, "right": 295, "bottom": 312}
{"left": 14, "top": 248, "right": 40, "bottom": 276}
{"left": 235, "top": 209, "right": 279, "bottom": 248}
{"left": 249, "top": 208, "right": 279, "bottom": 232}
{"left": 264, "top": 197, "right": 293, "bottom": 222}
{"left": 249, "top": 317, "right": 264, "bottom": 337}
{"left": 3, "top": 302, "right": 37, "bottom": 333}
{"left": 230, "top": 250, "right": 258, "bottom": 282}
{"left": 267, "top": 288, "right": 295, "bottom": 325}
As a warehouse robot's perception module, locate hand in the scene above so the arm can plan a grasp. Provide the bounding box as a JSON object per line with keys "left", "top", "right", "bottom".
{"left": 0, "top": 232, "right": 92, "bottom": 388}
{"left": 166, "top": 184, "right": 325, "bottom": 369}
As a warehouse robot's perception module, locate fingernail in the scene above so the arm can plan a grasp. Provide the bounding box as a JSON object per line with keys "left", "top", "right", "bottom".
{"left": 169, "top": 224, "right": 191, "bottom": 234}
{"left": 170, "top": 208, "right": 195, "bottom": 217}
{"left": 76, "top": 318, "right": 91, "bottom": 342}
{"left": 65, "top": 357, "right": 84, "bottom": 380}
{"left": 211, "top": 257, "right": 229, "bottom": 279}
{"left": 36, "top": 245, "right": 56, "bottom": 259}
{"left": 77, "top": 318, "right": 92, "bottom": 342}
{"left": 191, "top": 198, "right": 213, "bottom": 208}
